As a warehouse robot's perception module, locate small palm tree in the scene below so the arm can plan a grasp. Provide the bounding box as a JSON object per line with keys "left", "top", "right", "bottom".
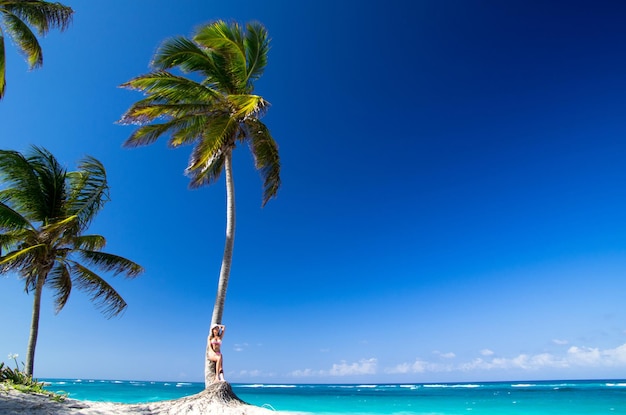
{"left": 119, "top": 20, "right": 280, "bottom": 387}
{"left": 0, "top": 147, "right": 143, "bottom": 376}
{"left": 0, "top": 0, "right": 73, "bottom": 99}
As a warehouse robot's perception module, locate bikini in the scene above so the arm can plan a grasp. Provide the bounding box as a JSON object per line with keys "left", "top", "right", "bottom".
{"left": 211, "top": 338, "right": 222, "bottom": 354}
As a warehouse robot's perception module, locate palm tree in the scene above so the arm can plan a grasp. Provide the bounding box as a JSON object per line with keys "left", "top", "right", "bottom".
{"left": 119, "top": 20, "right": 280, "bottom": 387}
{"left": 0, "top": 0, "right": 73, "bottom": 99}
{"left": 0, "top": 147, "right": 143, "bottom": 376}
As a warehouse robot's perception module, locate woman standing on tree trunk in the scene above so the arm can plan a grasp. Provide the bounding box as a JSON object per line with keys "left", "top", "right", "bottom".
{"left": 209, "top": 324, "right": 226, "bottom": 382}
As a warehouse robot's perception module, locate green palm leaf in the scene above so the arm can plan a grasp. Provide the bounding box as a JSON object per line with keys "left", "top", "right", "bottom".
{"left": 244, "top": 22, "right": 269, "bottom": 86}
{"left": 78, "top": 250, "right": 143, "bottom": 277}
{"left": 25, "top": 146, "right": 67, "bottom": 221}
{"left": 0, "top": 202, "right": 32, "bottom": 231}
{"left": 120, "top": 72, "right": 220, "bottom": 105}
{"left": 185, "top": 114, "right": 236, "bottom": 175}
{"left": 151, "top": 37, "right": 219, "bottom": 78}
{"left": 2, "top": 11, "right": 42, "bottom": 68}
{"left": 46, "top": 262, "right": 71, "bottom": 313}
{"left": 3, "top": 1, "right": 73, "bottom": 34}
{"left": 0, "top": 1, "right": 73, "bottom": 100}
{"left": 0, "top": 149, "right": 47, "bottom": 219}
{"left": 73, "top": 235, "right": 106, "bottom": 251}
{"left": 71, "top": 263, "right": 127, "bottom": 318}
{"left": 245, "top": 119, "right": 280, "bottom": 206}
{"left": 67, "top": 156, "right": 109, "bottom": 229}
{"left": 0, "top": 243, "right": 45, "bottom": 270}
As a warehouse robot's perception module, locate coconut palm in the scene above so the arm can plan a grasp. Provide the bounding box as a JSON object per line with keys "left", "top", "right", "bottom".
{"left": 119, "top": 20, "right": 280, "bottom": 387}
{"left": 0, "top": 147, "right": 143, "bottom": 376}
{"left": 0, "top": 0, "right": 73, "bottom": 99}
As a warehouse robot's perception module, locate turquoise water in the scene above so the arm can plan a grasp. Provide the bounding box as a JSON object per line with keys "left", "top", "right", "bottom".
{"left": 42, "top": 379, "right": 626, "bottom": 414}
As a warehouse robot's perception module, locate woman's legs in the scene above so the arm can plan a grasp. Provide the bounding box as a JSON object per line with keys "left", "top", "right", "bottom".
{"left": 217, "top": 355, "right": 224, "bottom": 381}
{"left": 209, "top": 353, "right": 224, "bottom": 382}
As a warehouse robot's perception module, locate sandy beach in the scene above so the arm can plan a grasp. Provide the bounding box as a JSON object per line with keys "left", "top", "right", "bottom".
{"left": 0, "top": 384, "right": 291, "bottom": 415}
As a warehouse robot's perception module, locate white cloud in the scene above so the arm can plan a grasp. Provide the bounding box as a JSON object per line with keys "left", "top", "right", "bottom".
{"left": 387, "top": 343, "right": 626, "bottom": 374}
{"left": 433, "top": 351, "right": 456, "bottom": 359}
{"left": 291, "top": 358, "right": 378, "bottom": 378}
{"left": 553, "top": 339, "right": 569, "bottom": 345}
{"left": 567, "top": 344, "right": 626, "bottom": 366}
{"left": 238, "top": 369, "right": 262, "bottom": 377}
{"left": 233, "top": 343, "right": 249, "bottom": 352}
{"left": 329, "top": 358, "right": 377, "bottom": 376}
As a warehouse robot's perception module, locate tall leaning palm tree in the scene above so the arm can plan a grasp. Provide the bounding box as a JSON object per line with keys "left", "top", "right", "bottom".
{"left": 0, "top": 147, "right": 143, "bottom": 376}
{"left": 0, "top": 0, "right": 73, "bottom": 99}
{"left": 119, "top": 20, "right": 280, "bottom": 387}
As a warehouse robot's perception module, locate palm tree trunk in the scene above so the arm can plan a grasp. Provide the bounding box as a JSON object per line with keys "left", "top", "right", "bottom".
{"left": 205, "top": 150, "right": 236, "bottom": 388}
{"left": 25, "top": 274, "right": 46, "bottom": 376}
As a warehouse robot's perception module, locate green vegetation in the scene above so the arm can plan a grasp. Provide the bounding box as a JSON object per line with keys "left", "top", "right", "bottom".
{"left": 0, "top": 1, "right": 74, "bottom": 99}
{"left": 0, "top": 147, "right": 144, "bottom": 376}
{"left": 119, "top": 20, "right": 281, "bottom": 388}
{"left": 1, "top": 355, "right": 66, "bottom": 400}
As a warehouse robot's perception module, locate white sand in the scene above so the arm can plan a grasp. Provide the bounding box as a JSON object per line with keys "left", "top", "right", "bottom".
{"left": 0, "top": 385, "right": 301, "bottom": 415}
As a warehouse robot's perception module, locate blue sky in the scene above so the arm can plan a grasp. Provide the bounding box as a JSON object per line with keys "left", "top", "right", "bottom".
{"left": 2, "top": 0, "right": 626, "bottom": 384}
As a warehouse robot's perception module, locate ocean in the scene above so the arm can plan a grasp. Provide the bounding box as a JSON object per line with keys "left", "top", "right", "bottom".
{"left": 41, "top": 379, "right": 626, "bottom": 414}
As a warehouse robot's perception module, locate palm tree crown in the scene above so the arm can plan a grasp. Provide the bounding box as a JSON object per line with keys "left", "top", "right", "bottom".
{"left": 0, "top": 146, "right": 143, "bottom": 375}
{"left": 119, "top": 20, "right": 280, "bottom": 205}
{"left": 0, "top": 0, "right": 73, "bottom": 99}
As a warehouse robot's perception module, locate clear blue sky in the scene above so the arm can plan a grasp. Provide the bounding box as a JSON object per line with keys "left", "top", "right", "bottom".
{"left": 1, "top": 0, "right": 626, "bottom": 384}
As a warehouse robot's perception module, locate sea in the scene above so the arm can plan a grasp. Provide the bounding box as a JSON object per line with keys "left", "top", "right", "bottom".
{"left": 41, "top": 378, "right": 626, "bottom": 414}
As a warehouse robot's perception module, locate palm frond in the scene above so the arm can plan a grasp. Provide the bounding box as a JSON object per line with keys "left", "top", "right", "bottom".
{"left": 187, "top": 148, "right": 225, "bottom": 189}
{"left": 185, "top": 114, "right": 236, "bottom": 176}
{"left": 122, "top": 122, "right": 176, "bottom": 148}
{"left": 120, "top": 101, "right": 216, "bottom": 126}
{"left": 66, "top": 156, "right": 109, "bottom": 229}
{"left": 193, "top": 21, "right": 247, "bottom": 92}
{"left": 70, "top": 263, "right": 127, "bottom": 318}
{"left": 228, "top": 94, "right": 269, "bottom": 120}
{"left": 119, "top": 72, "right": 220, "bottom": 107}
{"left": 245, "top": 119, "right": 281, "bottom": 206}
{"left": 2, "top": 11, "right": 42, "bottom": 68}
{"left": 0, "top": 149, "right": 47, "bottom": 221}
{"left": 151, "top": 37, "right": 217, "bottom": 76}
{"left": 38, "top": 215, "right": 79, "bottom": 252}
{"left": 0, "top": 243, "right": 45, "bottom": 270}
{"left": 244, "top": 22, "right": 269, "bottom": 87}
{"left": 4, "top": 1, "right": 73, "bottom": 34}
{"left": 26, "top": 146, "right": 68, "bottom": 221}
{"left": 0, "top": 201, "right": 32, "bottom": 231}
{"left": 78, "top": 250, "right": 144, "bottom": 278}
{"left": 46, "top": 262, "right": 71, "bottom": 313}
{"left": 73, "top": 235, "right": 106, "bottom": 251}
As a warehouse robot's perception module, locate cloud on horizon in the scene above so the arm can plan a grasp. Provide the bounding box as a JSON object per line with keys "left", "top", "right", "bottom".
{"left": 386, "top": 343, "right": 626, "bottom": 374}
{"left": 291, "top": 358, "right": 378, "bottom": 378}
{"left": 288, "top": 343, "right": 626, "bottom": 379}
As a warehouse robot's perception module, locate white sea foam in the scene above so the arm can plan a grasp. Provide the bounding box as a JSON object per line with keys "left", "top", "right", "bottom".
{"left": 451, "top": 384, "right": 480, "bottom": 388}
{"left": 511, "top": 384, "right": 535, "bottom": 388}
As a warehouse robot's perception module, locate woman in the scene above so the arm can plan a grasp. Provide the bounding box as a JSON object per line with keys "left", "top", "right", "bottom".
{"left": 208, "top": 324, "right": 226, "bottom": 381}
